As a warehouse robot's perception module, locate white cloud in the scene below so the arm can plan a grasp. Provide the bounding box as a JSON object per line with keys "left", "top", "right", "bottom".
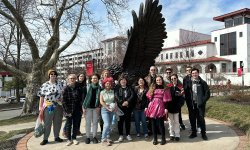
{"left": 62, "top": 0, "right": 250, "bottom": 54}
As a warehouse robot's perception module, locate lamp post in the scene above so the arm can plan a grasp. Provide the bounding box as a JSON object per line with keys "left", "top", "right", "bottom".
{"left": 209, "top": 68, "right": 212, "bottom": 86}
{"left": 241, "top": 62, "right": 244, "bottom": 87}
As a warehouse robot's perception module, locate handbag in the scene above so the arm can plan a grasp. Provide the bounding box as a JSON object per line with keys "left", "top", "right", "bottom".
{"left": 115, "top": 107, "right": 124, "bottom": 116}
{"left": 34, "top": 114, "right": 44, "bottom": 138}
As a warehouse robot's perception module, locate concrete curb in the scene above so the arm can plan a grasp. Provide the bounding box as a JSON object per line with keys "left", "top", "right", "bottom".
{"left": 0, "top": 107, "right": 22, "bottom": 112}
{"left": 16, "top": 132, "right": 33, "bottom": 150}
{"left": 207, "top": 117, "right": 249, "bottom": 150}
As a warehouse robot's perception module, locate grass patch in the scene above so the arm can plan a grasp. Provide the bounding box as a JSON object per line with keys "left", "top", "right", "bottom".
{"left": 0, "top": 128, "right": 34, "bottom": 142}
{"left": 0, "top": 115, "right": 37, "bottom": 126}
{"left": 182, "top": 96, "right": 250, "bottom": 146}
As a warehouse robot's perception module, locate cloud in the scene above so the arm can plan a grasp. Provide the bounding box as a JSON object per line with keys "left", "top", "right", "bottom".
{"left": 62, "top": 0, "right": 250, "bottom": 54}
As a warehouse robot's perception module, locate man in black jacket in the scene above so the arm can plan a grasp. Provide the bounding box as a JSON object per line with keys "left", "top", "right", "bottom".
{"left": 184, "top": 68, "right": 210, "bottom": 140}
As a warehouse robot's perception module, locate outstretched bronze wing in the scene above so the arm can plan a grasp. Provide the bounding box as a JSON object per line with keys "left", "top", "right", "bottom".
{"left": 122, "top": 0, "right": 167, "bottom": 82}
{"left": 108, "top": 0, "right": 167, "bottom": 85}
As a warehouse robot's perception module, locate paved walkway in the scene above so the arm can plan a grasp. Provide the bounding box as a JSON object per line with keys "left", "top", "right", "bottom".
{"left": 18, "top": 115, "right": 244, "bottom": 150}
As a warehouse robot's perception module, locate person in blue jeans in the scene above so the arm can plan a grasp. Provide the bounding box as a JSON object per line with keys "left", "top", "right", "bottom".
{"left": 133, "top": 77, "right": 149, "bottom": 138}
{"left": 100, "top": 77, "right": 116, "bottom": 146}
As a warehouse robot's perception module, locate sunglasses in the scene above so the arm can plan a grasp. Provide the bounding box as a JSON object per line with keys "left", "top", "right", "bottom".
{"left": 166, "top": 72, "right": 172, "bottom": 74}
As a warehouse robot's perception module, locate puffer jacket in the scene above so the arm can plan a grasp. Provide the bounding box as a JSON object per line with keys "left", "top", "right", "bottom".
{"left": 145, "top": 89, "right": 172, "bottom": 118}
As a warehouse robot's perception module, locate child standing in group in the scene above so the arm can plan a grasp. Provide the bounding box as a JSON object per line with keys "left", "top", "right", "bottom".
{"left": 145, "top": 75, "right": 171, "bottom": 145}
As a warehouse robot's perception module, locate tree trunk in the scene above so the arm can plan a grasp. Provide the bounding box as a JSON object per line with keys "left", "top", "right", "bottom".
{"left": 21, "top": 68, "right": 44, "bottom": 115}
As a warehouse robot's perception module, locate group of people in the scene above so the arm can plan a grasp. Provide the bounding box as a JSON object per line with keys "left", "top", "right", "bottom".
{"left": 37, "top": 65, "right": 210, "bottom": 146}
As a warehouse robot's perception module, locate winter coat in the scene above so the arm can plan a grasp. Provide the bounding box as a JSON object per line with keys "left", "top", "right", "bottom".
{"left": 145, "top": 88, "right": 172, "bottom": 118}
{"left": 166, "top": 83, "right": 185, "bottom": 113}
{"left": 134, "top": 86, "right": 148, "bottom": 110}
{"left": 115, "top": 86, "right": 135, "bottom": 111}
{"left": 185, "top": 76, "right": 210, "bottom": 108}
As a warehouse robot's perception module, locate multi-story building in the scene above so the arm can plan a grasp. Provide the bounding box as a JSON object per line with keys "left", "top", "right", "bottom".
{"left": 156, "top": 8, "right": 250, "bottom": 85}
{"left": 56, "top": 36, "right": 127, "bottom": 78}
{"left": 212, "top": 8, "right": 250, "bottom": 73}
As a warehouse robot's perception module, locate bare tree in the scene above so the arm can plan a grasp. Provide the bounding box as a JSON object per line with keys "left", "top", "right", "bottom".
{"left": 101, "top": 37, "right": 127, "bottom": 68}
{"left": 178, "top": 29, "right": 200, "bottom": 65}
{"left": 0, "top": 0, "right": 128, "bottom": 115}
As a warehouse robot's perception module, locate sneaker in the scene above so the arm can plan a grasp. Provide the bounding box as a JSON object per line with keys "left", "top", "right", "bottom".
{"left": 126, "top": 135, "right": 132, "bottom": 141}
{"left": 189, "top": 133, "right": 197, "bottom": 139}
{"left": 118, "top": 135, "right": 124, "bottom": 142}
{"left": 107, "top": 138, "right": 113, "bottom": 143}
{"left": 55, "top": 137, "right": 63, "bottom": 142}
{"left": 175, "top": 137, "right": 180, "bottom": 141}
{"left": 106, "top": 141, "right": 112, "bottom": 146}
{"left": 73, "top": 139, "right": 79, "bottom": 145}
{"left": 85, "top": 138, "right": 90, "bottom": 144}
{"left": 102, "top": 140, "right": 112, "bottom": 146}
{"left": 93, "top": 137, "right": 98, "bottom": 143}
{"left": 40, "top": 140, "right": 48, "bottom": 145}
{"left": 137, "top": 133, "right": 140, "bottom": 137}
{"left": 66, "top": 140, "right": 73, "bottom": 146}
{"left": 144, "top": 134, "right": 149, "bottom": 138}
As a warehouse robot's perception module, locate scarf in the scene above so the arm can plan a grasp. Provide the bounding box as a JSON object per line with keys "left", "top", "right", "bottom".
{"left": 83, "top": 83, "right": 101, "bottom": 108}
{"left": 192, "top": 78, "right": 200, "bottom": 103}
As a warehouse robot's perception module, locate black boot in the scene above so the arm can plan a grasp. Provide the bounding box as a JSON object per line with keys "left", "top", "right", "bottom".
{"left": 201, "top": 133, "right": 208, "bottom": 140}
{"left": 189, "top": 132, "right": 197, "bottom": 139}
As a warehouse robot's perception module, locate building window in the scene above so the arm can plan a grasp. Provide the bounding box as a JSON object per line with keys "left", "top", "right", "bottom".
{"left": 186, "top": 51, "right": 189, "bottom": 58}
{"left": 214, "top": 37, "right": 217, "bottom": 42}
{"left": 225, "top": 19, "right": 233, "bottom": 28}
{"left": 220, "top": 32, "right": 237, "bottom": 56}
{"left": 232, "top": 61, "right": 237, "bottom": 72}
{"left": 161, "top": 54, "right": 163, "bottom": 60}
{"left": 175, "top": 52, "right": 178, "bottom": 58}
{"left": 221, "top": 63, "right": 226, "bottom": 72}
{"left": 166, "top": 53, "right": 168, "bottom": 59}
{"left": 170, "top": 53, "right": 173, "bottom": 59}
{"left": 180, "top": 52, "right": 183, "bottom": 58}
{"left": 245, "top": 17, "right": 250, "bottom": 24}
{"left": 190, "top": 50, "right": 194, "bottom": 57}
{"left": 239, "top": 32, "right": 243, "bottom": 37}
{"left": 234, "top": 17, "right": 243, "bottom": 26}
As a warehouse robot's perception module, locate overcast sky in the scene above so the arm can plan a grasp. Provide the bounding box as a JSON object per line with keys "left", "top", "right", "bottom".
{"left": 64, "top": 0, "right": 250, "bottom": 54}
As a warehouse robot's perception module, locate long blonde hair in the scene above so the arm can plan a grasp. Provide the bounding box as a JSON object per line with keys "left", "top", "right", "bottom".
{"left": 148, "top": 75, "right": 166, "bottom": 96}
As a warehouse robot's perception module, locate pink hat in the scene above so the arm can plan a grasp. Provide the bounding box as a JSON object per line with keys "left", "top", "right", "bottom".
{"left": 102, "top": 77, "right": 113, "bottom": 87}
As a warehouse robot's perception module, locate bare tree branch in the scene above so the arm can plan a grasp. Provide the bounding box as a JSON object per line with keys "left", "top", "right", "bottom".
{"left": 2, "top": 0, "right": 40, "bottom": 60}
{"left": 0, "top": 9, "right": 18, "bottom": 25}
{"left": 0, "top": 59, "right": 27, "bottom": 79}
{"left": 46, "top": 2, "right": 85, "bottom": 68}
{"left": 64, "top": 0, "right": 84, "bottom": 10}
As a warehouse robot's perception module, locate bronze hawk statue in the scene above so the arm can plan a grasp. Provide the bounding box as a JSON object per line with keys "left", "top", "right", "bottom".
{"left": 108, "top": 0, "right": 167, "bottom": 85}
